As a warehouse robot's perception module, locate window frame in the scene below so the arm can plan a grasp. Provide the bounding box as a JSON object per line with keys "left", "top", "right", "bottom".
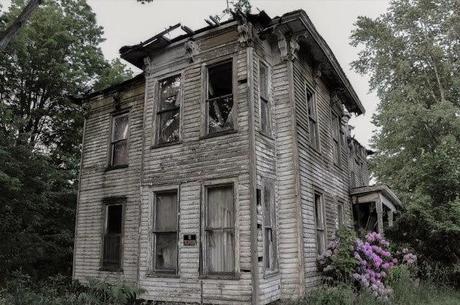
{"left": 153, "top": 71, "right": 183, "bottom": 147}
{"left": 306, "top": 86, "right": 320, "bottom": 151}
{"left": 201, "top": 179, "right": 238, "bottom": 279}
{"left": 202, "top": 57, "right": 238, "bottom": 138}
{"left": 151, "top": 188, "right": 180, "bottom": 276}
{"left": 313, "top": 191, "right": 326, "bottom": 256}
{"left": 109, "top": 112, "right": 129, "bottom": 168}
{"left": 258, "top": 60, "right": 272, "bottom": 136}
{"left": 331, "top": 111, "right": 341, "bottom": 166}
{"left": 337, "top": 200, "right": 345, "bottom": 229}
{"left": 100, "top": 196, "right": 126, "bottom": 272}
{"left": 261, "top": 180, "right": 278, "bottom": 275}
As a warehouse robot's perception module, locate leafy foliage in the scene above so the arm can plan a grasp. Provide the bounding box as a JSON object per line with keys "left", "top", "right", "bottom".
{"left": 0, "top": 0, "right": 131, "bottom": 281}
{"left": 350, "top": 0, "right": 460, "bottom": 278}
{"left": 317, "top": 229, "right": 358, "bottom": 285}
{"left": 0, "top": 272, "right": 145, "bottom": 305}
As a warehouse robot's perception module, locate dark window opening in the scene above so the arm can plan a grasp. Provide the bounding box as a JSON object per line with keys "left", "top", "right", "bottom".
{"left": 207, "top": 61, "right": 234, "bottom": 134}
{"left": 332, "top": 113, "right": 341, "bottom": 165}
{"left": 259, "top": 62, "right": 271, "bottom": 134}
{"left": 263, "top": 183, "right": 278, "bottom": 271}
{"left": 157, "top": 75, "right": 181, "bottom": 144}
{"left": 306, "top": 88, "right": 319, "bottom": 150}
{"left": 314, "top": 193, "right": 326, "bottom": 255}
{"left": 103, "top": 204, "right": 123, "bottom": 269}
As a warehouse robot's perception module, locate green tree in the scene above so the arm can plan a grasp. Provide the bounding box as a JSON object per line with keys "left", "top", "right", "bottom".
{"left": 0, "top": 0, "right": 131, "bottom": 280}
{"left": 351, "top": 0, "right": 459, "bottom": 272}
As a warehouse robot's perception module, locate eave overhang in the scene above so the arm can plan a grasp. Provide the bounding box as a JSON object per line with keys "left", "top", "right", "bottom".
{"left": 273, "top": 10, "right": 365, "bottom": 115}
{"left": 351, "top": 184, "right": 403, "bottom": 210}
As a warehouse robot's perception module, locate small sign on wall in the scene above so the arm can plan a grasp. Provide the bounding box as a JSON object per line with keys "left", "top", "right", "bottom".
{"left": 183, "top": 234, "right": 197, "bottom": 246}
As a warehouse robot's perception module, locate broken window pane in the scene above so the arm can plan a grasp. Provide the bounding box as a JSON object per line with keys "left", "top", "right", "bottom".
{"left": 208, "top": 61, "right": 232, "bottom": 99}
{"left": 157, "top": 75, "right": 181, "bottom": 144}
{"left": 111, "top": 114, "right": 129, "bottom": 166}
{"left": 207, "top": 61, "right": 234, "bottom": 134}
{"left": 306, "top": 88, "right": 319, "bottom": 150}
{"left": 154, "top": 191, "right": 178, "bottom": 273}
{"left": 107, "top": 205, "right": 122, "bottom": 234}
{"left": 208, "top": 96, "right": 234, "bottom": 134}
{"left": 158, "top": 109, "right": 180, "bottom": 144}
{"left": 205, "top": 185, "right": 235, "bottom": 274}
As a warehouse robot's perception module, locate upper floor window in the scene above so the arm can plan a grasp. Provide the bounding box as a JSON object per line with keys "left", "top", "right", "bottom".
{"left": 314, "top": 192, "right": 326, "bottom": 255}
{"left": 102, "top": 202, "right": 123, "bottom": 270}
{"left": 110, "top": 113, "right": 129, "bottom": 166}
{"left": 153, "top": 190, "right": 178, "bottom": 274}
{"left": 259, "top": 62, "right": 271, "bottom": 135}
{"left": 206, "top": 60, "right": 234, "bottom": 135}
{"left": 157, "top": 75, "right": 181, "bottom": 144}
{"left": 306, "top": 88, "right": 319, "bottom": 150}
{"left": 203, "top": 184, "right": 235, "bottom": 275}
{"left": 332, "top": 112, "right": 341, "bottom": 165}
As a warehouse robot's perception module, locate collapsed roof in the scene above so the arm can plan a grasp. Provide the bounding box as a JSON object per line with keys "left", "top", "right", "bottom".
{"left": 120, "top": 9, "right": 365, "bottom": 115}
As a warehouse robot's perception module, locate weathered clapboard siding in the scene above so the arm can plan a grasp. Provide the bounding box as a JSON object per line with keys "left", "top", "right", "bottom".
{"left": 271, "top": 58, "right": 305, "bottom": 299}
{"left": 293, "top": 50, "right": 353, "bottom": 289}
{"left": 74, "top": 10, "right": 374, "bottom": 305}
{"left": 73, "top": 81, "right": 145, "bottom": 284}
{"left": 136, "top": 24, "right": 254, "bottom": 304}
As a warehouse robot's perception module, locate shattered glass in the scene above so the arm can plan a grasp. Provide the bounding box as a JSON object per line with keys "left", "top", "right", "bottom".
{"left": 208, "top": 96, "right": 234, "bottom": 134}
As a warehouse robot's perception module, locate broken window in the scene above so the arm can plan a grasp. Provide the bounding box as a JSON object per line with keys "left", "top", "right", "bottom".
{"left": 264, "top": 183, "right": 278, "bottom": 271}
{"left": 207, "top": 61, "right": 234, "bottom": 134}
{"left": 314, "top": 193, "right": 326, "bottom": 255}
{"left": 153, "top": 191, "right": 178, "bottom": 273}
{"left": 259, "top": 62, "right": 271, "bottom": 134}
{"left": 111, "top": 113, "right": 129, "bottom": 166}
{"left": 332, "top": 112, "right": 341, "bottom": 165}
{"left": 204, "top": 185, "right": 235, "bottom": 274}
{"left": 157, "top": 75, "right": 181, "bottom": 144}
{"left": 102, "top": 204, "right": 123, "bottom": 269}
{"left": 306, "top": 88, "right": 319, "bottom": 150}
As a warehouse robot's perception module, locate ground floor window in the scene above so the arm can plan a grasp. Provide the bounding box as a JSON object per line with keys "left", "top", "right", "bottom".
{"left": 203, "top": 184, "right": 235, "bottom": 275}
{"left": 102, "top": 202, "right": 123, "bottom": 270}
{"left": 314, "top": 192, "right": 326, "bottom": 255}
{"left": 263, "top": 183, "right": 278, "bottom": 271}
{"left": 153, "top": 190, "right": 178, "bottom": 274}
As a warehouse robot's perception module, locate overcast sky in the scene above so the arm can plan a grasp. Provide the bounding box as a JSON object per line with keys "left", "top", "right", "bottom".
{"left": 5, "top": 0, "right": 391, "bottom": 147}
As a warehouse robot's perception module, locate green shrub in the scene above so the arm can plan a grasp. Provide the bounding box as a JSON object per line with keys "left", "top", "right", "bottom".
{"left": 317, "top": 228, "right": 358, "bottom": 285}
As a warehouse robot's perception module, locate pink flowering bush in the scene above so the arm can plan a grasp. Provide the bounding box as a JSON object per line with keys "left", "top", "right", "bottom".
{"left": 353, "top": 232, "right": 396, "bottom": 298}
{"left": 318, "top": 230, "right": 419, "bottom": 300}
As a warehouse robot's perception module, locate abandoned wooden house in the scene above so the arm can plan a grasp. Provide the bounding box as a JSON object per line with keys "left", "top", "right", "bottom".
{"left": 73, "top": 9, "right": 402, "bottom": 305}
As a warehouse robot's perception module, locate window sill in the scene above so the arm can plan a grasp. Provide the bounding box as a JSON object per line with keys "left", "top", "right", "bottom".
{"left": 145, "top": 272, "right": 179, "bottom": 278}
{"left": 199, "top": 273, "right": 240, "bottom": 280}
{"left": 99, "top": 267, "right": 123, "bottom": 273}
{"left": 105, "top": 164, "right": 128, "bottom": 172}
{"left": 200, "top": 129, "right": 238, "bottom": 140}
{"left": 151, "top": 141, "right": 182, "bottom": 149}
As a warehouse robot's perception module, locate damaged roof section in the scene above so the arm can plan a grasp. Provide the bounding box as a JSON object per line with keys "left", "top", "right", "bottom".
{"left": 119, "top": 9, "right": 365, "bottom": 115}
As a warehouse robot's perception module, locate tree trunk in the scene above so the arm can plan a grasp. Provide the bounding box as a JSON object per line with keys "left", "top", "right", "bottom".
{"left": 0, "top": 0, "right": 42, "bottom": 50}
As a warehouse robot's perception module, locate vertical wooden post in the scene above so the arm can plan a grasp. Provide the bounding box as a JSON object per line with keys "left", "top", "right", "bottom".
{"left": 376, "top": 199, "right": 384, "bottom": 233}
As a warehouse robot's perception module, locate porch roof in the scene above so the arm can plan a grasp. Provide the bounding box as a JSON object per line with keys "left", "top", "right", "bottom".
{"left": 350, "top": 184, "right": 403, "bottom": 211}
